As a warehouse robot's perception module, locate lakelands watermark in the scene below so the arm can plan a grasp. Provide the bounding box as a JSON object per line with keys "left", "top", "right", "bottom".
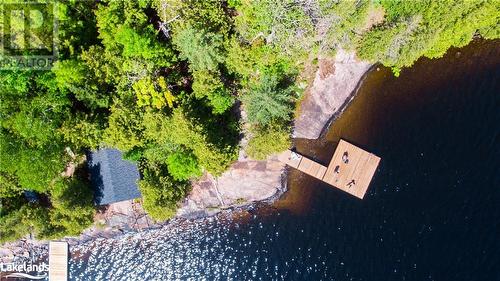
{"left": 0, "top": 1, "right": 59, "bottom": 70}
{"left": 0, "top": 262, "right": 48, "bottom": 280}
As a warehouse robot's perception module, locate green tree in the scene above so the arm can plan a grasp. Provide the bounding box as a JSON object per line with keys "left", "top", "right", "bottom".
{"left": 192, "top": 70, "right": 234, "bottom": 114}
{"left": 233, "top": 0, "right": 315, "bottom": 59}
{"left": 133, "top": 76, "right": 175, "bottom": 109}
{"left": 0, "top": 71, "right": 70, "bottom": 148}
{"left": 0, "top": 172, "right": 23, "bottom": 198}
{"left": 95, "top": 0, "right": 150, "bottom": 51}
{"left": 166, "top": 151, "right": 202, "bottom": 181}
{"left": 172, "top": 26, "right": 225, "bottom": 71}
{"left": 0, "top": 131, "right": 67, "bottom": 192}
{"left": 47, "top": 177, "right": 95, "bottom": 237}
{"left": 143, "top": 110, "right": 238, "bottom": 175}
{"left": 138, "top": 161, "right": 190, "bottom": 221}
{"left": 243, "top": 71, "right": 296, "bottom": 127}
{"left": 155, "top": 0, "right": 232, "bottom": 36}
{"left": 357, "top": 0, "right": 500, "bottom": 74}
{"left": 0, "top": 205, "right": 36, "bottom": 243}
{"left": 115, "top": 25, "right": 175, "bottom": 64}
{"left": 59, "top": 114, "right": 105, "bottom": 150}
{"left": 53, "top": 59, "right": 111, "bottom": 109}
{"left": 104, "top": 99, "right": 145, "bottom": 151}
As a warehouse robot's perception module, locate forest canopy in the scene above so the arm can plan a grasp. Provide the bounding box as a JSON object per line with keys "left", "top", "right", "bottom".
{"left": 1, "top": 0, "right": 498, "bottom": 242}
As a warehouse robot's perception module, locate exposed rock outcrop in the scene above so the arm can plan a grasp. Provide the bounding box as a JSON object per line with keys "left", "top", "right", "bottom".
{"left": 177, "top": 157, "right": 285, "bottom": 218}
{"left": 294, "top": 50, "right": 372, "bottom": 139}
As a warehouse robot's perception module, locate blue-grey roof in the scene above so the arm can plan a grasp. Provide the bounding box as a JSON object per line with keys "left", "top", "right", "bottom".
{"left": 87, "top": 149, "right": 141, "bottom": 205}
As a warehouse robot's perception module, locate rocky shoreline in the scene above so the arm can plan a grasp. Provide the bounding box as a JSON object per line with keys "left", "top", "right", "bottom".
{"left": 177, "top": 156, "right": 287, "bottom": 219}
{"left": 1, "top": 51, "right": 371, "bottom": 262}
{"left": 179, "top": 49, "right": 373, "bottom": 219}
{"left": 294, "top": 49, "right": 372, "bottom": 139}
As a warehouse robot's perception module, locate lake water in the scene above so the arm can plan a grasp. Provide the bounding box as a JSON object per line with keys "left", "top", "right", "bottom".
{"left": 69, "top": 39, "right": 500, "bottom": 281}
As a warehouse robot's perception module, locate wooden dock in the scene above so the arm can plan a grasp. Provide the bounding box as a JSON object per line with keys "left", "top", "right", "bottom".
{"left": 278, "top": 139, "right": 380, "bottom": 199}
{"left": 49, "top": 241, "right": 68, "bottom": 281}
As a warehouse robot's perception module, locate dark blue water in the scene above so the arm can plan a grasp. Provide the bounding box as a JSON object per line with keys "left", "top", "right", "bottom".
{"left": 70, "top": 39, "right": 500, "bottom": 281}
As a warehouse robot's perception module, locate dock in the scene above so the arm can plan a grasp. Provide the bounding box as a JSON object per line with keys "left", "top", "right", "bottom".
{"left": 278, "top": 139, "right": 380, "bottom": 199}
{"left": 49, "top": 241, "right": 68, "bottom": 281}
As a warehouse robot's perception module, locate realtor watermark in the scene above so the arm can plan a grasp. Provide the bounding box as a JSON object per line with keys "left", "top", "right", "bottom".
{"left": 0, "top": 261, "right": 48, "bottom": 280}
{"left": 0, "top": 1, "right": 59, "bottom": 70}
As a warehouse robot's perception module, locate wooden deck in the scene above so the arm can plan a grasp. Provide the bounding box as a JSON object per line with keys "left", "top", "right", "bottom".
{"left": 278, "top": 139, "right": 380, "bottom": 199}
{"left": 278, "top": 150, "right": 328, "bottom": 180}
{"left": 49, "top": 241, "right": 68, "bottom": 281}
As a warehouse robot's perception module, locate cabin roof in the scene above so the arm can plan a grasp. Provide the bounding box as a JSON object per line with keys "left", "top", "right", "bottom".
{"left": 87, "top": 149, "right": 141, "bottom": 205}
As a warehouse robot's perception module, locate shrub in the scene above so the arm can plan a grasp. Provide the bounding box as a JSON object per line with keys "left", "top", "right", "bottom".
{"left": 246, "top": 126, "right": 290, "bottom": 160}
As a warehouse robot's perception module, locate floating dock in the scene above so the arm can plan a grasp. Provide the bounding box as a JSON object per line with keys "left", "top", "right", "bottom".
{"left": 278, "top": 139, "right": 380, "bottom": 199}
{"left": 49, "top": 241, "right": 68, "bottom": 281}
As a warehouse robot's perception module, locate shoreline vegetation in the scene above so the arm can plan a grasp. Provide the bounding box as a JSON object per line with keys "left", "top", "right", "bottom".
{"left": 1, "top": 0, "right": 499, "bottom": 252}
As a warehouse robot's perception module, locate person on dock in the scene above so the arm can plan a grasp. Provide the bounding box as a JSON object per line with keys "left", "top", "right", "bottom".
{"left": 342, "top": 152, "right": 349, "bottom": 164}
{"left": 334, "top": 165, "right": 340, "bottom": 174}
{"left": 334, "top": 165, "right": 341, "bottom": 182}
{"left": 346, "top": 179, "right": 356, "bottom": 188}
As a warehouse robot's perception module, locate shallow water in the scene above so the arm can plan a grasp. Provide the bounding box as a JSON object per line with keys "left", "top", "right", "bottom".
{"left": 70, "top": 39, "right": 500, "bottom": 281}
